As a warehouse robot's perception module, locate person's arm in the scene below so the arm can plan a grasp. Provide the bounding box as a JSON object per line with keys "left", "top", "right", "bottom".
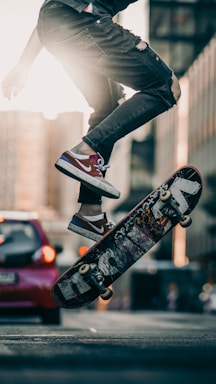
{"left": 1, "top": 26, "right": 43, "bottom": 100}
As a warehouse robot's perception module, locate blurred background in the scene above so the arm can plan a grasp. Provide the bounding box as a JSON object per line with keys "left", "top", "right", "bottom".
{"left": 0, "top": 0, "right": 216, "bottom": 314}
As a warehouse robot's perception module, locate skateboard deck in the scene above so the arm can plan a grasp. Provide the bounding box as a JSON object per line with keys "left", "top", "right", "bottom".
{"left": 52, "top": 165, "right": 202, "bottom": 309}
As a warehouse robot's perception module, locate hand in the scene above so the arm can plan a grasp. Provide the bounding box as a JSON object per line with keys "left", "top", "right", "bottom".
{"left": 1, "top": 65, "right": 29, "bottom": 100}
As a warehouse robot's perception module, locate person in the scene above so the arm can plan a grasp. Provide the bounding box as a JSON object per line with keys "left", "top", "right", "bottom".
{"left": 1, "top": 0, "right": 181, "bottom": 241}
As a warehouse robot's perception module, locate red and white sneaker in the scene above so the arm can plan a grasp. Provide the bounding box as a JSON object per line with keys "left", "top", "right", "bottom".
{"left": 68, "top": 212, "right": 114, "bottom": 241}
{"left": 55, "top": 150, "right": 120, "bottom": 199}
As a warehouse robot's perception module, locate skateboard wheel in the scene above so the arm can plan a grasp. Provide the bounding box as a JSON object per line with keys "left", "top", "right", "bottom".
{"left": 100, "top": 288, "right": 113, "bottom": 301}
{"left": 79, "top": 264, "right": 90, "bottom": 275}
{"left": 180, "top": 215, "right": 192, "bottom": 228}
{"left": 160, "top": 190, "right": 171, "bottom": 202}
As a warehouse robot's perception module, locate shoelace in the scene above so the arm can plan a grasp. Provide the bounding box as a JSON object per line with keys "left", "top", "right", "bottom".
{"left": 107, "top": 220, "right": 115, "bottom": 229}
{"left": 97, "top": 153, "right": 110, "bottom": 172}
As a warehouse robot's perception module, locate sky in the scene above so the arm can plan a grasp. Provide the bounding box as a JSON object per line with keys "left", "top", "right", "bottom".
{"left": 0, "top": 1, "right": 147, "bottom": 119}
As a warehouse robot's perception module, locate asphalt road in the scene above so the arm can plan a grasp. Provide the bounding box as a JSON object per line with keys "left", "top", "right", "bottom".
{"left": 0, "top": 310, "right": 216, "bottom": 383}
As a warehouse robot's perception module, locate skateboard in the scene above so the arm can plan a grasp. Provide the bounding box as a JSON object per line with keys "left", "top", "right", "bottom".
{"left": 52, "top": 165, "right": 202, "bottom": 309}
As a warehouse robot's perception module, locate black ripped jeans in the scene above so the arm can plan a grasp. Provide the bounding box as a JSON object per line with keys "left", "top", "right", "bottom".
{"left": 38, "top": 1, "right": 177, "bottom": 205}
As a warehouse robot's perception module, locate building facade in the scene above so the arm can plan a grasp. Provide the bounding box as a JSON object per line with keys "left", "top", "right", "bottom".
{"left": 155, "top": 36, "right": 216, "bottom": 268}
{"left": 149, "top": 0, "right": 216, "bottom": 77}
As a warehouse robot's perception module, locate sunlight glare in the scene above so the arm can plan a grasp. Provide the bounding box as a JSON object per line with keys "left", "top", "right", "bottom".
{"left": 0, "top": 0, "right": 91, "bottom": 119}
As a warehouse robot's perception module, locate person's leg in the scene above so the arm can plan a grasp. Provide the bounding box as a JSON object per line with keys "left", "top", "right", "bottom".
{"left": 59, "top": 64, "right": 126, "bottom": 220}
{"left": 61, "top": 58, "right": 125, "bottom": 202}
{"left": 78, "top": 17, "right": 181, "bottom": 152}
{"left": 38, "top": 2, "right": 125, "bottom": 194}
{"left": 37, "top": 3, "right": 125, "bottom": 237}
{"left": 63, "top": 72, "right": 124, "bottom": 238}
{"left": 38, "top": 7, "right": 180, "bottom": 154}
{"left": 67, "top": 72, "right": 124, "bottom": 238}
{"left": 37, "top": 3, "right": 181, "bottom": 233}
{"left": 38, "top": 7, "right": 180, "bottom": 196}
{"left": 68, "top": 70, "right": 125, "bottom": 206}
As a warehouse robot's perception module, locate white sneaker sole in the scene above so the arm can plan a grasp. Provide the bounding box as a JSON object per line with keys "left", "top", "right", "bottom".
{"left": 68, "top": 222, "right": 101, "bottom": 242}
{"left": 55, "top": 158, "right": 120, "bottom": 199}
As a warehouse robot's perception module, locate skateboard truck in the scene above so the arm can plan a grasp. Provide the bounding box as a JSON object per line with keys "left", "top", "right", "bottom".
{"left": 79, "top": 263, "right": 113, "bottom": 301}
{"left": 159, "top": 190, "right": 192, "bottom": 228}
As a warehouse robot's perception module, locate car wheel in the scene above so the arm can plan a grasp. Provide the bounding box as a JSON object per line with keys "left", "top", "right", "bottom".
{"left": 41, "top": 308, "right": 61, "bottom": 325}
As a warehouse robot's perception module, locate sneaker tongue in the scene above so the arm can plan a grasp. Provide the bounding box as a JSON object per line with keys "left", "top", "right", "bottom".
{"left": 90, "top": 154, "right": 99, "bottom": 161}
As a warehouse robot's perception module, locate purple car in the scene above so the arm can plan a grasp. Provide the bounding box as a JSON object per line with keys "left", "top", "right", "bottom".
{"left": 0, "top": 211, "right": 62, "bottom": 324}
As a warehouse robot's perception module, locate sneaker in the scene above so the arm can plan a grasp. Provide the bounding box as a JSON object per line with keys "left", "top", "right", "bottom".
{"left": 68, "top": 212, "right": 114, "bottom": 241}
{"left": 55, "top": 150, "right": 120, "bottom": 199}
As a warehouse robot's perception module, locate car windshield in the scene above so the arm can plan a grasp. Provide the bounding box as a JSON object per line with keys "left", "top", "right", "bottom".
{"left": 0, "top": 221, "right": 41, "bottom": 254}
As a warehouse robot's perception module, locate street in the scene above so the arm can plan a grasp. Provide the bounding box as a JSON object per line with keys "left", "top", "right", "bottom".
{"left": 0, "top": 310, "right": 216, "bottom": 383}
